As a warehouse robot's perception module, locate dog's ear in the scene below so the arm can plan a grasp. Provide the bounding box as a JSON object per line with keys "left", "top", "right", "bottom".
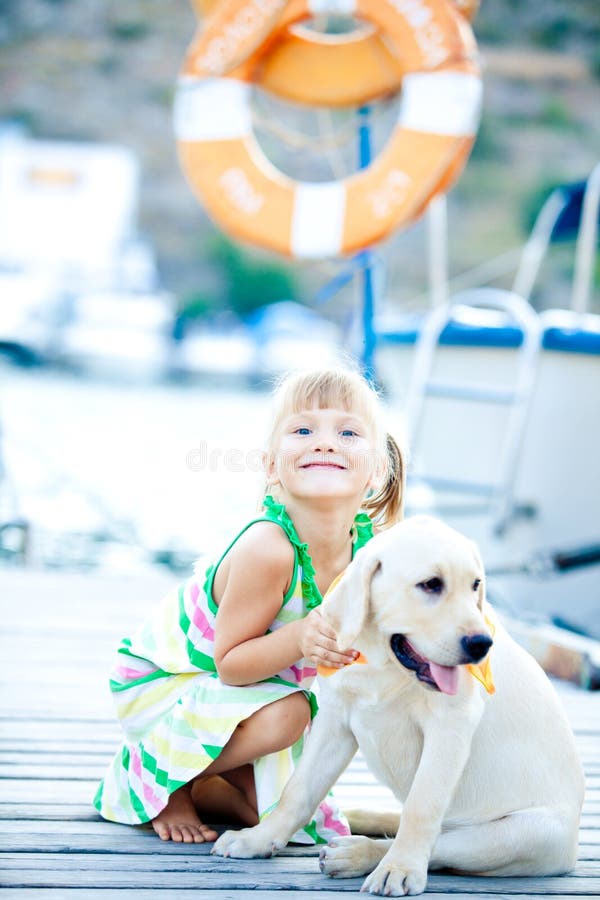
{"left": 321, "top": 552, "right": 382, "bottom": 649}
{"left": 471, "top": 540, "right": 486, "bottom": 611}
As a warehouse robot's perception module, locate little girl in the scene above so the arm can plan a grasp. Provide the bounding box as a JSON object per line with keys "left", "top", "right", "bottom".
{"left": 94, "top": 366, "right": 405, "bottom": 845}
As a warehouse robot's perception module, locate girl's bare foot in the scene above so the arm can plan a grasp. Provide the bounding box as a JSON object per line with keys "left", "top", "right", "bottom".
{"left": 152, "top": 784, "right": 218, "bottom": 843}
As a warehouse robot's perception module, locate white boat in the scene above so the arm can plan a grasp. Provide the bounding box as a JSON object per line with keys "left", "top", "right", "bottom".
{"left": 374, "top": 163, "right": 600, "bottom": 641}
{"left": 0, "top": 129, "right": 173, "bottom": 373}
{"left": 174, "top": 301, "right": 344, "bottom": 381}
{"left": 55, "top": 289, "right": 174, "bottom": 380}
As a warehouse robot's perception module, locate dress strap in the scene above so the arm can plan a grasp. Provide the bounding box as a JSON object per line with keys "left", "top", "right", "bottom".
{"left": 263, "top": 496, "right": 375, "bottom": 609}
{"left": 202, "top": 510, "right": 298, "bottom": 616}
{"left": 204, "top": 497, "right": 375, "bottom": 618}
{"left": 262, "top": 495, "right": 321, "bottom": 610}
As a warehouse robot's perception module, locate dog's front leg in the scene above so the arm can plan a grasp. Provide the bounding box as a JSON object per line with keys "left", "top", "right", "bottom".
{"left": 212, "top": 702, "right": 358, "bottom": 859}
{"left": 362, "top": 711, "right": 480, "bottom": 896}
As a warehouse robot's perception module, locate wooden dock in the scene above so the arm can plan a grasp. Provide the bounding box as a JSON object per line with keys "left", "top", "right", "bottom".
{"left": 1, "top": 567, "right": 599, "bottom": 898}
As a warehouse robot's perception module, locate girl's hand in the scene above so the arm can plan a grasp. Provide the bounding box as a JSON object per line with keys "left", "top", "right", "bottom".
{"left": 299, "top": 609, "right": 359, "bottom": 669}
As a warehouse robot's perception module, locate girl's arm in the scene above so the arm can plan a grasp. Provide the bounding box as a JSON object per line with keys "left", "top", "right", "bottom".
{"left": 213, "top": 522, "right": 357, "bottom": 686}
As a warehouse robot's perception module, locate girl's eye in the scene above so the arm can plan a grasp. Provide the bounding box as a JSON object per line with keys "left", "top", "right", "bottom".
{"left": 472, "top": 579, "right": 481, "bottom": 591}
{"left": 295, "top": 427, "right": 311, "bottom": 436}
{"left": 340, "top": 429, "right": 357, "bottom": 438}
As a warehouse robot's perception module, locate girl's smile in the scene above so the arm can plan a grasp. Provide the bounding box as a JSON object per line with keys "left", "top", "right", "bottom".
{"left": 299, "top": 457, "right": 347, "bottom": 471}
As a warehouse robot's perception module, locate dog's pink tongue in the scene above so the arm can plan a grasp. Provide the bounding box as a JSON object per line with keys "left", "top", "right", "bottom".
{"left": 429, "top": 662, "right": 459, "bottom": 695}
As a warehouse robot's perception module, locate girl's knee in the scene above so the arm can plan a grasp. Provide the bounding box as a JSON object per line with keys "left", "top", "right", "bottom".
{"left": 284, "top": 691, "right": 312, "bottom": 733}
{"left": 257, "top": 693, "right": 311, "bottom": 748}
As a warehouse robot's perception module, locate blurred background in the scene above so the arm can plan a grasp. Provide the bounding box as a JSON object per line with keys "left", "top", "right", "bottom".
{"left": 0, "top": 0, "right": 599, "bottom": 639}
{"left": 2, "top": 0, "right": 598, "bottom": 314}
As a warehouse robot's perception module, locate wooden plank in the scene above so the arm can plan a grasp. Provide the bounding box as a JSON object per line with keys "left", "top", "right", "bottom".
{"left": 3, "top": 752, "right": 598, "bottom": 784}
{"left": 0, "top": 764, "right": 115, "bottom": 779}
{"left": 1, "top": 816, "right": 598, "bottom": 842}
{"left": 0, "top": 722, "right": 120, "bottom": 740}
{"left": 0, "top": 894, "right": 597, "bottom": 900}
{"left": 576, "top": 848, "right": 600, "bottom": 862}
{"left": 0, "top": 826, "right": 591, "bottom": 857}
{"left": 0, "top": 781, "right": 98, "bottom": 803}
{"left": 0, "top": 751, "right": 115, "bottom": 764}
{"left": 1, "top": 866, "right": 599, "bottom": 893}
{"left": 1, "top": 853, "right": 599, "bottom": 879}
{"left": 0, "top": 804, "right": 103, "bottom": 821}
{"left": 2, "top": 746, "right": 598, "bottom": 778}
{"left": 0, "top": 743, "right": 118, "bottom": 754}
{"left": 0, "top": 764, "right": 403, "bottom": 790}
{"left": 0, "top": 839, "right": 593, "bottom": 864}
{"left": 0, "top": 820, "right": 597, "bottom": 862}
{"left": 582, "top": 802, "right": 600, "bottom": 815}
{"left": 0, "top": 780, "right": 400, "bottom": 810}
{"left": 0, "top": 830, "right": 598, "bottom": 861}
{"left": 0, "top": 709, "right": 114, "bottom": 723}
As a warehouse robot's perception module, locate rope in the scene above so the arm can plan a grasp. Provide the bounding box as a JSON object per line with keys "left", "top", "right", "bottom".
{"left": 251, "top": 95, "right": 395, "bottom": 154}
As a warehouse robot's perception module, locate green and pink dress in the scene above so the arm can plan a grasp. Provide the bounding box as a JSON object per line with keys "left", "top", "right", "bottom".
{"left": 94, "top": 495, "right": 374, "bottom": 843}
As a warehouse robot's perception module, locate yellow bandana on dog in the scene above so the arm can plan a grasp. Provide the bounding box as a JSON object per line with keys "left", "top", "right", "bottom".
{"left": 466, "top": 615, "right": 496, "bottom": 694}
{"left": 317, "top": 572, "right": 495, "bottom": 694}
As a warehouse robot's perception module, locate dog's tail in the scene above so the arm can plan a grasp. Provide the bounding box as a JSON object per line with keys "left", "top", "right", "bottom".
{"left": 343, "top": 808, "right": 401, "bottom": 837}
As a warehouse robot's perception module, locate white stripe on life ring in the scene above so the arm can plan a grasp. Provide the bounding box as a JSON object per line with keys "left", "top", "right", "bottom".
{"left": 173, "top": 78, "right": 252, "bottom": 141}
{"left": 307, "top": 0, "right": 357, "bottom": 14}
{"left": 291, "top": 181, "right": 347, "bottom": 258}
{"left": 398, "top": 71, "right": 483, "bottom": 136}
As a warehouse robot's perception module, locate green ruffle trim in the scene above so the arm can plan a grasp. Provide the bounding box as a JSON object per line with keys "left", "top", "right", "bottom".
{"left": 352, "top": 511, "right": 374, "bottom": 551}
{"left": 262, "top": 495, "right": 374, "bottom": 612}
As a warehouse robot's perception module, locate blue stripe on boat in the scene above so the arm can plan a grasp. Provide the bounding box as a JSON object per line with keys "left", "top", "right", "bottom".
{"left": 375, "top": 311, "right": 600, "bottom": 355}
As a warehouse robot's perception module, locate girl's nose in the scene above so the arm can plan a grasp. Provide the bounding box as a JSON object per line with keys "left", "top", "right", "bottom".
{"left": 311, "top": 431, "right": 336, "bottom": 452}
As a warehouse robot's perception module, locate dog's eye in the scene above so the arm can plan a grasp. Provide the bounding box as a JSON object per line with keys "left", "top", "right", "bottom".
{"left": 417, "top": 577, "right": 444, "bottom": 595}
{"left": 472, "top": 579, "right": 481, "bottom": 591}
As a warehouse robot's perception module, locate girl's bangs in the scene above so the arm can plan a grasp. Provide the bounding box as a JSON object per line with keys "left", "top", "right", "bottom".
{"left": 283, "top": 370, "right": 376, "bottom": 424}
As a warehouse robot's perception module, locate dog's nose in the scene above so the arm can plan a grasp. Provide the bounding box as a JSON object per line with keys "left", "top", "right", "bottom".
{"left": 461, "top": 633, "right": 493, "bottom": 662}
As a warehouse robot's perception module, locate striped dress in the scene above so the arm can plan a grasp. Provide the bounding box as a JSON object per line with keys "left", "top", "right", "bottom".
{"left": 94, "top": 495, "right": 374, "bottom": 844}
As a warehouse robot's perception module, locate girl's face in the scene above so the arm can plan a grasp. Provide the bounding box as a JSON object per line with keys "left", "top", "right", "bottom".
{"left": 267, "top": 406, "right": 382, "bottom": 503}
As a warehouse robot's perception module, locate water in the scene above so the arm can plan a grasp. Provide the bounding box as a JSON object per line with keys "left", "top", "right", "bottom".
{"left": 0, "top": 362, "right": 275, "bottom": 571}
{"left": 2, "top": 359, "right": 599, "bottom": 641}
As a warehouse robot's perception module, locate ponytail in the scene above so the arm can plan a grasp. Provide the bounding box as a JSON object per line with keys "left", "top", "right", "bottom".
{"left": 362, "top": 432, "right": 406, "bottom": 529}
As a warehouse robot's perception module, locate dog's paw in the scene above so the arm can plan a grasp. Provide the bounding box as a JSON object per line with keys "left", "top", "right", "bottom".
{"left": 319, "top": 835, "right": 383, "bottom": 878}
{"left": 211, "top": 827, "right": 283, "bottom": 859}
{"left": 360, "top": 858, "right": 427, "bottom": 896}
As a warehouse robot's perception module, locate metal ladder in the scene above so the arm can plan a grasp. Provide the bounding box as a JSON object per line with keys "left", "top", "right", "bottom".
{"left": 404, "top": 287, "right": 542, "bottom": 536}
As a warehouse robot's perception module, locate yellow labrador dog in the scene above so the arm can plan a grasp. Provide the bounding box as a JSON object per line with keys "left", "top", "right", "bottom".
{"left": 213, "top": 516, "right": 585, "bottom": 896}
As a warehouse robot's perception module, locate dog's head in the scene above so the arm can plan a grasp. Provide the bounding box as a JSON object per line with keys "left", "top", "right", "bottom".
{"left": 321, "top": 515, "right": 492, "bottom": 695}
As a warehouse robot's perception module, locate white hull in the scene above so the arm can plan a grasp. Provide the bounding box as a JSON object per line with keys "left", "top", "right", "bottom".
{"left": 376, "top": 312, "right": 600, "bottom": 637}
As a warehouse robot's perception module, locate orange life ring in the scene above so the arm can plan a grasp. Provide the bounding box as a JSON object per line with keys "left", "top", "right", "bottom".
{"left": 183, "top": 0, "right": 288, "bottom": 77}
{"left": 174, "top": 0, "right": 482, "bottom": 258}
{"left": 243, "top": 17, "right": 405, "bottom": 107}
{"left": 186, "top": 0, "right": 479, "bottom": 108}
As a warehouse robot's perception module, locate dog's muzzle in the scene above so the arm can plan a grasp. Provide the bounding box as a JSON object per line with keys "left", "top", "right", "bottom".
{"left": 390, "top": 634, "right": 470, "bottom": 695}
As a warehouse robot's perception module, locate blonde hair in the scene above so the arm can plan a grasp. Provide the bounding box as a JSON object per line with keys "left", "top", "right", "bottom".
{"left": 264, "top": 366, "right": 406, "bottom": 529}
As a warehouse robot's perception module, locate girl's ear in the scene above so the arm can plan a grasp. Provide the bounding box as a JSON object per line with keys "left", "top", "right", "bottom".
{"left": 367, "top": 449, "right": 387, "bottom": 491}
{"left": 262, "top": 450, "right": 279, "bottom": 486}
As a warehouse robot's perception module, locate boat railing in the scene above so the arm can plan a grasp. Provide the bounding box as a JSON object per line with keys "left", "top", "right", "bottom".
{"left": 512, "top": 161, "right": 600, "bottom": 314}
{"left": 404, "top": 287, "right": 543, "bottom": 536}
